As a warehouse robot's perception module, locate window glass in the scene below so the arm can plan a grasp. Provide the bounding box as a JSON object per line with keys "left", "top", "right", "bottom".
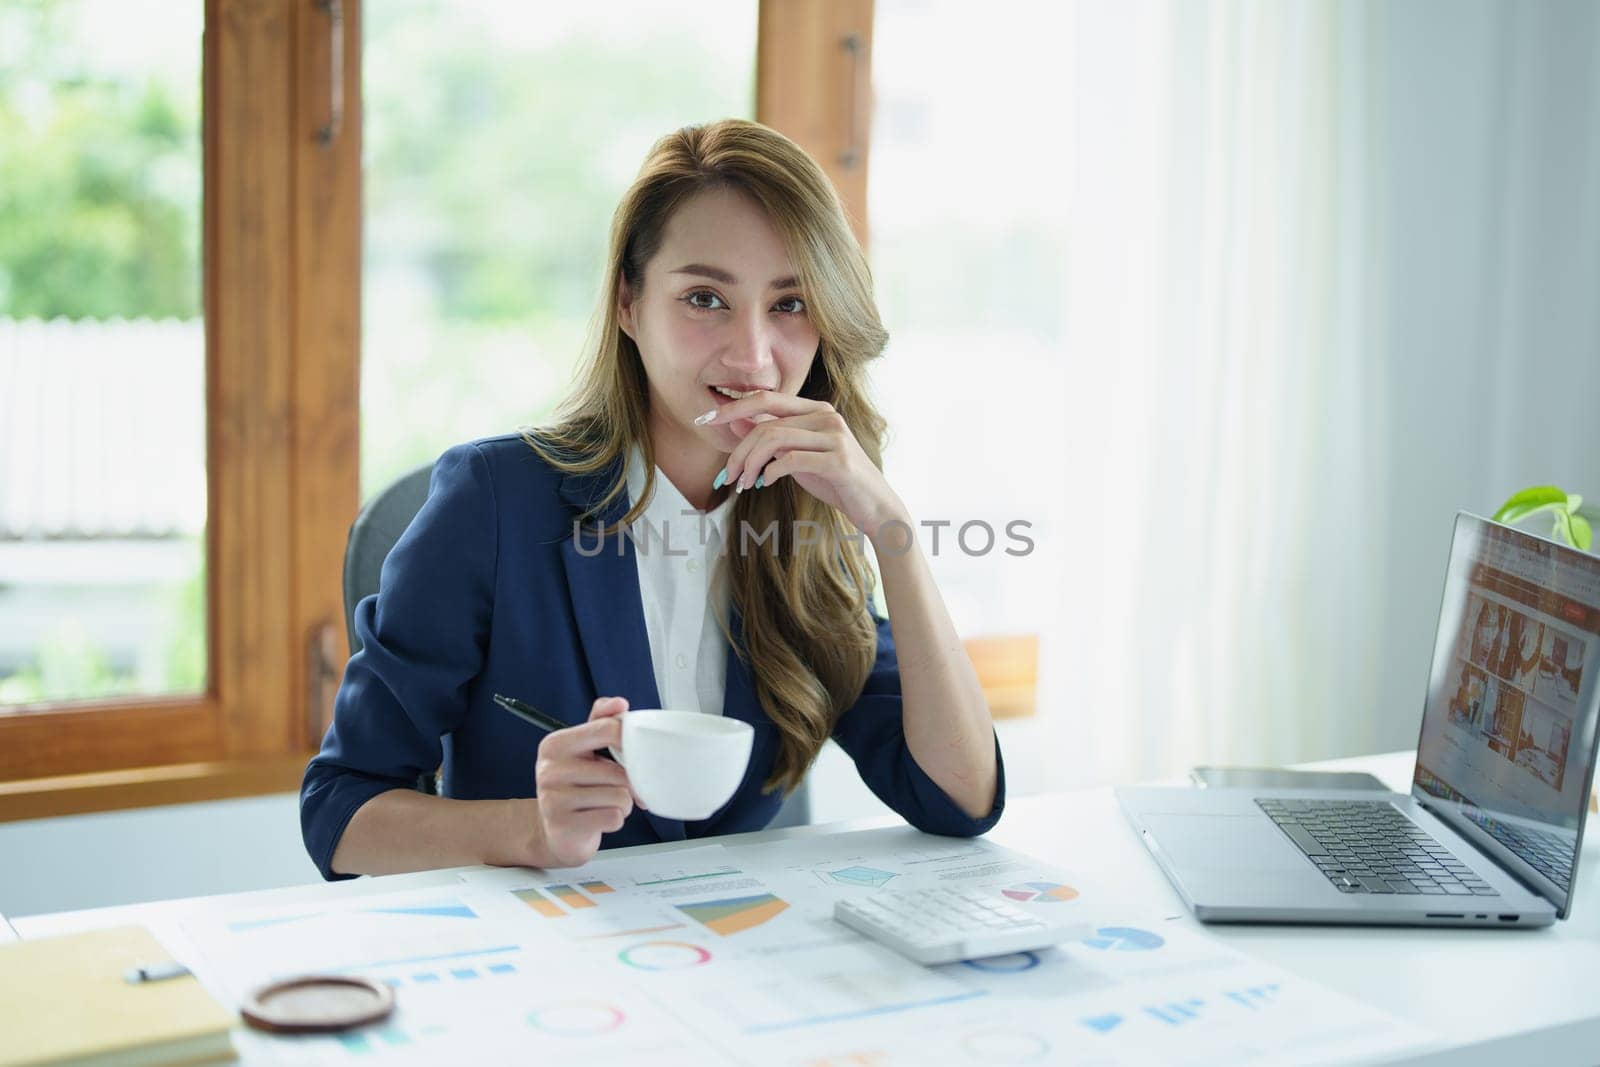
{"left": 867, "top": 0, "right": 1069, "bottom": 637}
{"left": 362, "top": 1, "right": 759, "bottom": 496}
{"left": 0, "top": 2, "right": 206, "bottom": 706}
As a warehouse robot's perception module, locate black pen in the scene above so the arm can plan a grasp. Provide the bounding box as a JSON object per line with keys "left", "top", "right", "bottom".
{"left": 493, "top": 693, "right": 617, "bottom": 762}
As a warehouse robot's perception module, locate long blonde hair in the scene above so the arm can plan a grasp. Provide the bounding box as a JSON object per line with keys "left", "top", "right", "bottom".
{"left": 526, "top": 119, "right": 890, "bottom": 794}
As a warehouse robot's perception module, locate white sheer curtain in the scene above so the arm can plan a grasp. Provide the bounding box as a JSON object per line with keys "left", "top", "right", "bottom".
{"left": 867, "top": 0, "right": 1600, "bottom": 794}
{"left": 1048, "top": 1, "right": 1379, "bottom": 784}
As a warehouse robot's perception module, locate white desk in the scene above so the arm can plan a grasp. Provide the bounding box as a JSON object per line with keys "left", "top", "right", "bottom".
{"left": 15, "top": 752, "right": 1600, "bottom": 1065}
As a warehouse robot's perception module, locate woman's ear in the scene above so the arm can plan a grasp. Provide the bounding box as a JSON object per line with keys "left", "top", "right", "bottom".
{"left": 617, "top": 282, "right": 637, "bottom": 341}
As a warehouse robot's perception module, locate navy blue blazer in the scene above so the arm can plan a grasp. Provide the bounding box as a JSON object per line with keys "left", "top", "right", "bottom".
{"left": 301, "top": 434, "right": 1005, "bottom": 880}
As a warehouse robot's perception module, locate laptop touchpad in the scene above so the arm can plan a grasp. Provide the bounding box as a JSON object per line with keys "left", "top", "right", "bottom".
{"left": 1142, "top": 814, "right": 1310, "bottom": 872}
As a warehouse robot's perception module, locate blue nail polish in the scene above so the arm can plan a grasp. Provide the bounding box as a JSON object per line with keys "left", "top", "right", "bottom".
{"left": 754, "top": 475, "right": 764, "bottom": 489}
{"left": 712, "top": 467, "right": 727, "bottom": 490}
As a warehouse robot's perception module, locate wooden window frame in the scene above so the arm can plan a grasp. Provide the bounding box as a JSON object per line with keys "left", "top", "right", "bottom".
{"left": 0, "top": 0, "right": 360, "bottom": 821}
{"left": 758, "top": 0, "right": 876, "bottom": 249}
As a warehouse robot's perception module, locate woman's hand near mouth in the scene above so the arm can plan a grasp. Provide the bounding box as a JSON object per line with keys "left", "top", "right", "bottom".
{"left": 701, "top": 383, "right": 780, "bottom": 438}
{"left": 696, "top": 391, "right": 907, "bottom": 540}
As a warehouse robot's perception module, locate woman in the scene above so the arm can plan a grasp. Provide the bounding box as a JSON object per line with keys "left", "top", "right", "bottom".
{"left": 301, "top": 119, "right": 1004, "bottom": 879}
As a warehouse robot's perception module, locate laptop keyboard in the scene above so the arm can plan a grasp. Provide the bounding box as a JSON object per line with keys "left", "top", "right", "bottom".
{"left": 1467, "top": 813, "right": 1573, "bottom": 891}
{"left": 1255, "top": 798, "right": 1500, "bottom": 897}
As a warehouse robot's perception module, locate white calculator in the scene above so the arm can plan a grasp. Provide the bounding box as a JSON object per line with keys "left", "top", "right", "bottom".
{"left": 834, "top": 886, "right": 1093, "bottom": 965}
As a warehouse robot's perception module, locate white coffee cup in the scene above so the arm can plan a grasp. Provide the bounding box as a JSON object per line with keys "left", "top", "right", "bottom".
{"left": 609, "top": 710, "right": 754, "bottom": 821}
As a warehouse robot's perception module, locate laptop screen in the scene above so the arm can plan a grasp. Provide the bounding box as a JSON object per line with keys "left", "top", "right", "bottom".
{"left": 1414, "top": 513, "right": 1600, "bottom": 914}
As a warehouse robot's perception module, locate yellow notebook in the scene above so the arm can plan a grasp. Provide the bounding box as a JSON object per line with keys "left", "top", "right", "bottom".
{"left": 0, "top": 925, "right": 236, "bottom": 1067}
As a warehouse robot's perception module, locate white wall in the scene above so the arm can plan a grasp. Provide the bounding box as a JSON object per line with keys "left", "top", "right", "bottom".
{"left": 0, "top": 793, "right": 319, "bottom": 919}
{"left": 1360, "top": 0, "right": 1600, "bottom": 756}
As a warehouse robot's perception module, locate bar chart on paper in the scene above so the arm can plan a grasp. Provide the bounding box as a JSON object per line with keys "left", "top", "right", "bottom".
{"left": 380, "top": 954, "right": 523, "bottom": 989}
{"left": 544, "top": 884, "right": 597, "bottom": 911}
{"left": 514, "top": 887, "right": 565, "bottom": 918}
{"left": 1225, "top": 983, "right": 1281, "bottom": 1009}
{"left": 333, "top": 1021, "right": 447, "bottom": 1056}
{"left": 510, "top": 882, "right": 688, "bottom": 942}
{"left": 1144, "top": 997, "right": 1207, "bottom": 1026}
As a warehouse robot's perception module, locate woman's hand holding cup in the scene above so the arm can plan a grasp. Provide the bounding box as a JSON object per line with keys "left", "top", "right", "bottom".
{"left": 532, "top": 696, "right": 637, "bottom": 868}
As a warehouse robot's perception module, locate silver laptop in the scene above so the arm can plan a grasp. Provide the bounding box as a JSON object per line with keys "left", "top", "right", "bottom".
{"left": 1118, "top": 513, "right": 1600, "bottom": 927}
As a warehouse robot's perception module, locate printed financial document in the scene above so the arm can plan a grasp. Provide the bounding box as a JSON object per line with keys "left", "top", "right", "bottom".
{"left": 176, "top": 829, "right": 1439, "bottom": 1065}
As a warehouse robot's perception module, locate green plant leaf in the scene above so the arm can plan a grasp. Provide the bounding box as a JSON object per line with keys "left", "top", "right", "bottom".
{"left": 1571, "top": 513, "right": 1593, "bottom": 551}
{"left": 1567, "top": 493, "right": 1583, "bottom": 514}
{"left": 1503, "top": 500, "right": 1564, "bottom": 529}
{"left": 1554, "top": 510, "right": 1574, "bottom": 546}
{"left": 1494, "top": 486, "right": 1569, "bottom": 526}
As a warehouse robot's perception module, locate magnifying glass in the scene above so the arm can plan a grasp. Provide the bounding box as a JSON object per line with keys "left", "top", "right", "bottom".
{"left": 241, "top": 975, "right": 395, "bottom": 1034}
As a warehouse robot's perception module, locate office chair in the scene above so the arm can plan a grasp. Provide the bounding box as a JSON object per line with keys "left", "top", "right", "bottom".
{"left": 342, "top": 462, "right": 436, "bottom": 793}
{"left": 342, "top": 463, "right": 434, "bottom": 660}
{"left": 339, "top": 459, "right": 811, "bottom": 826}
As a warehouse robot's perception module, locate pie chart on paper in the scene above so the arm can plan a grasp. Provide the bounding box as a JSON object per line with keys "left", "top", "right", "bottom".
{"left": 1001, "top": 881, "right": 1080, "bottom": 903}
{"left": 1082, "top": 926, "right": 1165, "bottom": 952}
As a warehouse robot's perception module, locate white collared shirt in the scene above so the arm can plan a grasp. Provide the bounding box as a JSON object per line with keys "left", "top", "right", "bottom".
{"left": 627, "top": 448, "right": 735, "bottom": 717}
